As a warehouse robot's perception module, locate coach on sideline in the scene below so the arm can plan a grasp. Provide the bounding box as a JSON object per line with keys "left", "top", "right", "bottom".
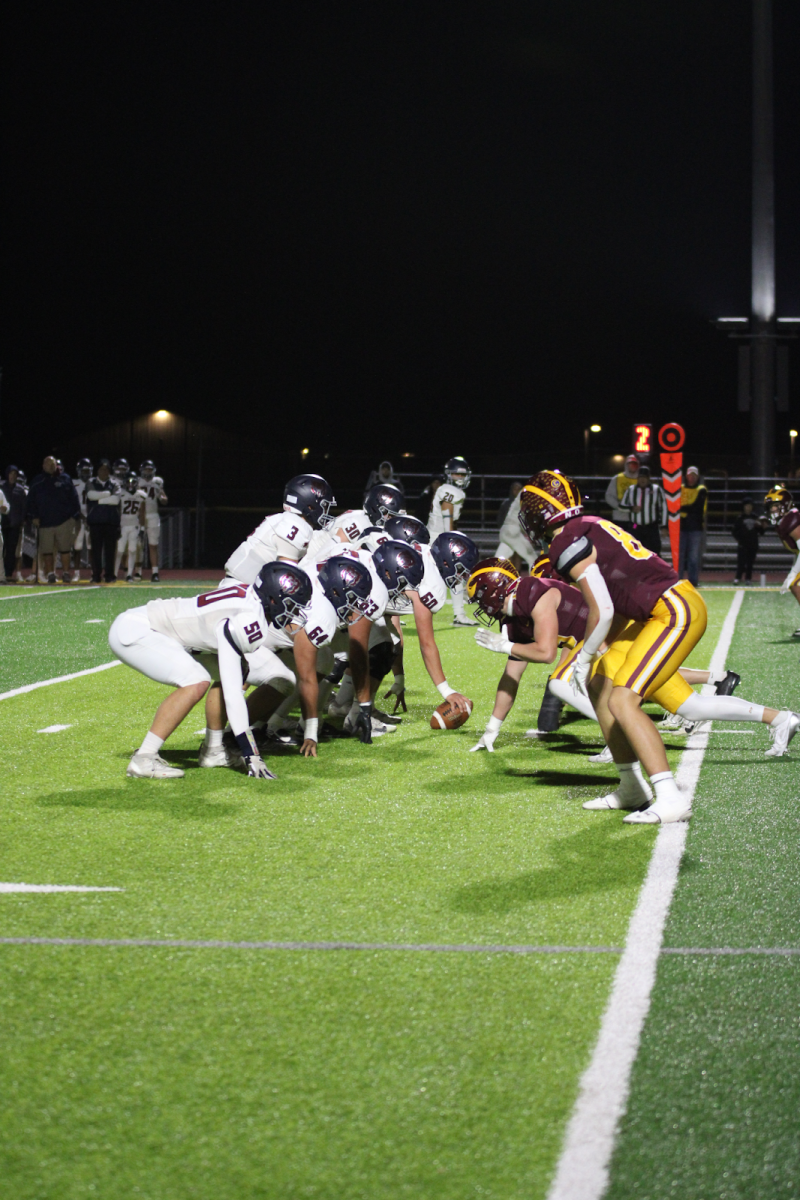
{"left": 86, "top": 459, "right": 121, "bottom": 584}
{"left": 26, "top": 456, "right": 80, "bottom": 584}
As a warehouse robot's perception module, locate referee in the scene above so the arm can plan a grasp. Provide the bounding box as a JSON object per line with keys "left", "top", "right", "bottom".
{"left": 619, "top": 465, "right": 667, "bottom": 556}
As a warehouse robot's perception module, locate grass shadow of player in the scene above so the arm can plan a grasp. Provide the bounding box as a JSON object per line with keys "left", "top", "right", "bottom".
{"left": 35, "top": 785, "right": 239, "bottom": 820}
{"left": 504, "top": 767, "right": 617, "bottom": 787}
{"left": 450, "top": 822, "right": 654, "bottom": 915}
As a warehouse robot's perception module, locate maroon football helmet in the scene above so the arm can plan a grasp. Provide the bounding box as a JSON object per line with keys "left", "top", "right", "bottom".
{"left": 467, "top": 557, "right": 520, "bottom": 626}
{"left": 519, "top": 471, "right": 583, "bottom": 544}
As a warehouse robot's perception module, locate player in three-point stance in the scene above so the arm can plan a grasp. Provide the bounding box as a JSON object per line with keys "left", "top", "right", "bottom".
{"left": 109, "top": 563, "right": 323, "bottom": 780}
{"left": 765, "top": 485, "right": 800, "bottom": 637}
{"left": 427, "top": 457, "right": 477, "bottom": 626}
{"left": 519, "top": 472, "right": 800, "bottom": 824}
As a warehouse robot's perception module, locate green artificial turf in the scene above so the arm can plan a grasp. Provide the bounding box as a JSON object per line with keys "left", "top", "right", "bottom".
{"left": 607, "top": 590, "right": 800, "bottom": 1200}
{"left": 0, "top": 585, "right": 733, "bottom": 1198}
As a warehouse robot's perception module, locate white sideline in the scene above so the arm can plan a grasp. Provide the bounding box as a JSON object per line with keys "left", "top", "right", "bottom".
{"left": 0, "top": 883, "right": 122, "bottom": 893}
{"left": 546, "top": 588, "right": 745, "bottom": 1200}
{"left": 0, "top": 660, "right": 121, "bottom": 702}
{"left": 0, "top": 587, "right": 101, "bottom": 601}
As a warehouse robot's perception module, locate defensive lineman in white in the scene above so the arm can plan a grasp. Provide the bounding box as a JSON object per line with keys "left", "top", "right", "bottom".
{"left": 427, "top": 457, "right": 476, "bottom": 625}
{"left": 109, "top": 563, "right": 316, "bottom": 779}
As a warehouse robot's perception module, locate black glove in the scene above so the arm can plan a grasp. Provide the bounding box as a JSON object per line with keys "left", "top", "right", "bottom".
{"left": 353, "top": 702, "right": 373, "bottom": 745}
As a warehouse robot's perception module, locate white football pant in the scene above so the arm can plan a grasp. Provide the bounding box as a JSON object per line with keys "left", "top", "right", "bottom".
{"left": 109, "top": 607, "right": 212, "bottom": 688}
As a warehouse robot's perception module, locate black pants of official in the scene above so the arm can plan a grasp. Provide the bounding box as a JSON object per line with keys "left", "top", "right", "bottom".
{"left": 90, "top": 524, "right": 118, "bottom": 582}
{"left": 736, "top": 544, "right": 757, "bottom": 581}
{"left": 633, "top": 523, "right": 662, "bottom": 556}
{"left": 2, "top": 523, "right": 20, "bottom": 578}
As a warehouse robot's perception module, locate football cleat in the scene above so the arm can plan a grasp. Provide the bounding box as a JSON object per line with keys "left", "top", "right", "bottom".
{"left": 658, "top": 711, "right": 685, "bottom": 731}
{"left": 519, "top": 471, "right": 583, "bottom": 545}
{"left": 126, "top": 575, "right": 134, "bottom": 583}
{"left": 467, "top": 557, "right": 520, "bottom": 625}
{"left": 133, "top": 571, "right": 142, "bottom": 581}
{"left": 588, "top": 745, "right": 614, "bottom": 764}
{"left": 715, "top": 670, "right": 741, "bottom": 696}
{"left": 453, "top": 614, "right": 478, "bottom": 626}
{"left": 126, "top": 752, "right": 184, "bottom": 779}
{"left": 765, "top": 710, "right": 800, "bottom": 757}
{"left": 583, "top": 772, "right": 653, "bottom": 811}
{"left": 198, "top": 744, "right": 244, "bottom": 769}
{"left": 72, "top": 570, "right": 81, "bottom": 583}
{"left": 792, "top": 629, "right": 800, "bottom": 639}
{"left": 371, "top": 708, "right": 402, "bottom": 726}
{"left": 371, "top": 717, "right": 396, "bottom": 734}
{"left": 47, "top": 572, "right": 57, "bottom": 585}
{"left": 623, "top": 791, "right": 692, "bottom": 824}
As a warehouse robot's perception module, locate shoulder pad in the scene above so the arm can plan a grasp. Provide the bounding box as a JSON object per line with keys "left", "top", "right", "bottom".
{"left": 555, "top": 535, "right": 592, "bottom": 575}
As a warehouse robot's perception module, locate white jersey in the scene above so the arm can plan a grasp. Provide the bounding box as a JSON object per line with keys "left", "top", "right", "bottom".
{"left": 413, "top": 544, "right": 447, "bottom": 613}
{"left": 225, "top": 510, "right": 313, "bottom": 584}
{"left": 137, "top": 475, "right": 166, "bottom": 518}
{"left": 119, "top": 484, "right": 146, "bottom": 529}
{"left": 146, "top": 583, "right": 269, "bottom": 656}
{"left": 300, "top": 577, "right": 340, "bottom": 648}
{"left": 302, "top": 545, "right": 388, "bottom": 624}
{"left": 328, "top": 509, "right": 374, "bottom": 543}
{"left": 74, "top": 479, "right": 89, "bottom": 519}
{"left": 427, "top": 483, "right": 466, "bottom": 535}
{"left": 496, "top": 493, "right": 534, "bottom": 564}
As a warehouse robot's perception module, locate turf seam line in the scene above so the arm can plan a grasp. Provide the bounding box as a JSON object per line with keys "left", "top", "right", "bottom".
{"left": 0, "top": 937, "right": 624, "bottom": 953}
{"left": 0, "top": 660, "right": 122, "bottom": 701}
{"left": 0, "top": 587, "right": 102, "bottom": 600}
{"left": 547, "top": 587, "right": 745, "bottom": 1200}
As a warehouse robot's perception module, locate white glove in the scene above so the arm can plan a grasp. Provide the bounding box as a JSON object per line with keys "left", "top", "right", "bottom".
{"left": 780, "top": 573, "right": 795, "bottom": 595}
{"left": 135, "top": 489, "right": 149, "bottom": 500}
{"left": 469, "top": 729, "right": 498, "bottom": 752}
{"left": 474, "top": 628, "right": 514, "bottom": 655}
{"left": 571, "top": 651, "right": 593, "bottom": 699}
{"left": 246, "top": 754, "right": 277, "bottom": 779}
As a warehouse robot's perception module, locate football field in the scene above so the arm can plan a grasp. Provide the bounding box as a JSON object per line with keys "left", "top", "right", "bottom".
{"left": 1, "top": 583, "right": 799, "bottom": 1198}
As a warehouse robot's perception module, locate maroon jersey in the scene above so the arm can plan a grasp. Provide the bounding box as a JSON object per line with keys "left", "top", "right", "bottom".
{"left": 549, "top": 514, "right": 679, "bottom": 623}
{"left": 502, "top": 576, "right": 588, "bottom": 648}
{"left": 777, "top": 509, "right": 800, "bottom": 553}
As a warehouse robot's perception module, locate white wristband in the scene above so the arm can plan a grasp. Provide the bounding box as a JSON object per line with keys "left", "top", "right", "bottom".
{"left": 302, "top": 717, "right": 319, "bottom": 742}
{"left": 436, "top": 680, "right": 455, "bottom": 700}
{"left": 486, "top": 714, "right": 503, "bottom": 734}
{"left": 394, "top": 673, "right": 405, "bottom": 689}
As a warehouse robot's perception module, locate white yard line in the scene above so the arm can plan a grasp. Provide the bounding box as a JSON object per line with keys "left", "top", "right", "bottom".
{"left": 0, "top": 660, "right": 121, "bottom": 702}
{"left": 547, "top": 587, "right": 745, "bottom": 1200}
{"left": 0, "top": 883, "right": 122, "bottom": 893}
{"left": 0, "top": 587, "right": 101, "bottom": 601}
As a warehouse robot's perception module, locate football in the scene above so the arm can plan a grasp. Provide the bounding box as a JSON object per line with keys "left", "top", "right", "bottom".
{"left": 430, "top": 697, "right": 473, "bottom": 730}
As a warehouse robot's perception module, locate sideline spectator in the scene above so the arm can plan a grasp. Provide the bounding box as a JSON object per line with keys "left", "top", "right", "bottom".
{"left": 26, "top": 456, "right": 80, "bottom": 584}
{"left": 679, "top": 465, "right": 707, "bottom": 587}
{"left": 496, "top": 481, "right": 523, "bottom": 529}
{"left": 364, "top": 460, "right": 404, "bottom": 498}
{"left": 87, "top": 459, "right": 121, "bottom": 583}
{"left": 620, "top": 466, "right": 667, "bottom": 556}
{"left": 1, "top": 467, "right": 28, "bottom": 582}
{"left": 0, "top": 483, "right": 9, "bottom": 583}
{"left": 732, "top": 498, "right": 761, "bottom": 584}
{"left": 414, "top": 476, "right": 442, "bottom": 524}
{"left": 604, "top": 454, "right": 640, "bottom": 530}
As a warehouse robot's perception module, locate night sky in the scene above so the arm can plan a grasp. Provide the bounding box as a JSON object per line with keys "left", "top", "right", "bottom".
{"left": 3, "top": 1, "right": 800, "bottom": 472}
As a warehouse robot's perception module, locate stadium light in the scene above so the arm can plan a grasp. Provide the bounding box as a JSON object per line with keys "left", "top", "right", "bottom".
{"left": 300, "top": 447, "right": 309, "bottom": 459}
{"left": 154, "top": 409, "right": 171, "bottom": 421}
{"left": 590, "top": 424, "right": 601, "bottom": 433}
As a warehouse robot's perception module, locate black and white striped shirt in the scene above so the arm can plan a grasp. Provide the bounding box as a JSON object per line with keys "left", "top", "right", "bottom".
{"left": 620, "top": 482, "right": 667, "bottom": 527}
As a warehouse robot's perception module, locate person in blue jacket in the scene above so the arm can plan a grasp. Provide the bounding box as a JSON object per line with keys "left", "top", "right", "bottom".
{"left": 26, "top": 457, "right": 80, "bottom": 583}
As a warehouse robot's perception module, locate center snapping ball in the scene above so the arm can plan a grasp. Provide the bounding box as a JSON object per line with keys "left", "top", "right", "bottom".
{"left": 430, "top": 697, "right": 473, "bottom": 730}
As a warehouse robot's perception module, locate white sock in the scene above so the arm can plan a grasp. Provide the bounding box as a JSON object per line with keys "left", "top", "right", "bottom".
{"left": 650, "top": 769, "right": 680, "bottom": 800}
{"left": 770, "top": 710, "right": 788, "bottom": 727}
{"left": 139, "top": 731, "right": 164, "bottom": 756}
{"left": 548, "top": 675, "right": 597, "bottom": 722}
{"left": 618, "top": 762, "right": 647, "bottom": 794}
{"left": 205, "top": 728, "right": 224, "bottom": 749}
{"left": 678, "top": 695, "right": 764, "bottom": 723}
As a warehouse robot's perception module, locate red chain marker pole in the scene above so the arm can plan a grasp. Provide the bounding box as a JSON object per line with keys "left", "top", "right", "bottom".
{"left": 659, "top": 423, "right": 685, "bottom": 572}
